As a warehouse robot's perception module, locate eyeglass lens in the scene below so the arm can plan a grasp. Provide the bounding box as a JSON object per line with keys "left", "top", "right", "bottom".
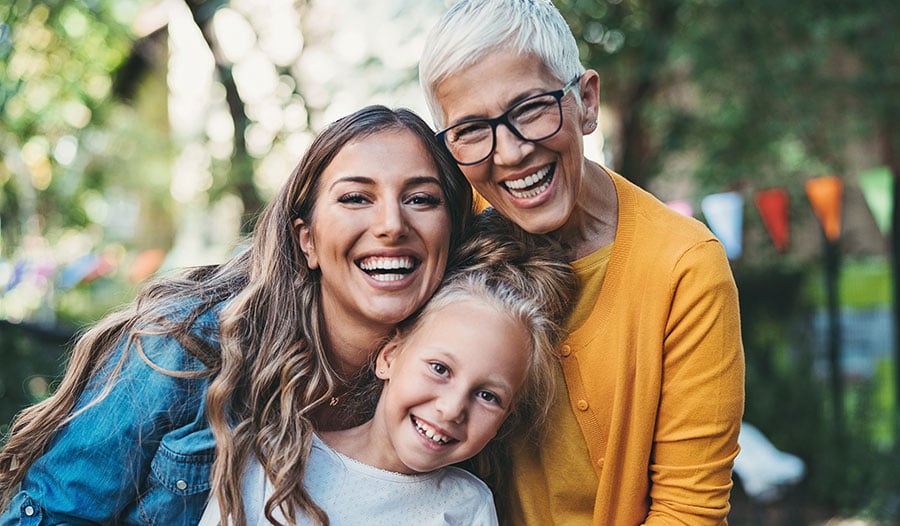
{"left": 443, "top": 93, "right": 563, "bottom": 165}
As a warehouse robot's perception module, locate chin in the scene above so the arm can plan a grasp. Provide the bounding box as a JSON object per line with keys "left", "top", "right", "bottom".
{"left": 373, "top": 312, "right": 416, "bottom": 327}
{"left": 518, "top": 216, "right": 568, "bottom": 235}
{"left": 502, "top": 204, "right": 570, "bottom": 235}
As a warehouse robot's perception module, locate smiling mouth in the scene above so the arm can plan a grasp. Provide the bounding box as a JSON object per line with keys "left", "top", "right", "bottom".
{"left": 502, "top": 163, "right": 555, "bottom": 199}
{"left": 356, "top": 256, "right": 417, "bottom": 282}
{"left": 412, "top": 416, "right": 457, "bottom": 446}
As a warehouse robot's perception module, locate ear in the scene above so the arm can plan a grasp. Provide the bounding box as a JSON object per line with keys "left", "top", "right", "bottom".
{"left": 294, "top": 218, "right": 319, "bottom": 270}
{"left": 578, "top": 69, "right": 601, "bottom": 135}
{"left": 376, "top": 338, "right": 403, "bottom": 380}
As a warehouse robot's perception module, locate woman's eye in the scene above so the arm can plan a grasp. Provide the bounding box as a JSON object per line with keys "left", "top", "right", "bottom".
{"left": 337, "top": 193, "right": 369, "bottom": 205}
{"left": 407, "top": 193, "right": 443, "bottom": 207}
{"left": 448, "top": 123, "right": 491, "bottom": 143}
{"left": 430, "top": 362, "right": 449, "bottom": 376}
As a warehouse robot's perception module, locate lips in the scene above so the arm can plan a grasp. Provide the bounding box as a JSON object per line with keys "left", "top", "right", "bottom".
{"left": 502, "top": 163, "right": 555, "bottom": 199}
{"left": 356, "top": 256, "right": 417, "bottom": 282}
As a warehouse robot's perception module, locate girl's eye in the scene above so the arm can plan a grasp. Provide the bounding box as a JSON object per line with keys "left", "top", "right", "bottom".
{"left": 406, "top": 193, "right": 443, "bottom": 207}
{"left": 337, "top": 193, "right": 369, "bottom": 205}
{"left": 477, "top": 390, "right": 500, "bottom": 405}
{"left": 430, "top": 362, "right": 449, "bottom": 376}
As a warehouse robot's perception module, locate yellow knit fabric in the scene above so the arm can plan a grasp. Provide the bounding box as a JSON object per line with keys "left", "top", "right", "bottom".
{"left": 507, "top": 244, "right": 611, "bottom": 525}
{"left": 503, "top": 170, "right": 744, "bottom": 526}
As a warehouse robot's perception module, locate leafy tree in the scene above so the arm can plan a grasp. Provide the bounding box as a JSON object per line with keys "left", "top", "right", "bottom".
{"left": 557, "top": 0, "right": 898, "bottom": 192}
{"left": 0, "top": 1, "right": 151, "bottom": 251}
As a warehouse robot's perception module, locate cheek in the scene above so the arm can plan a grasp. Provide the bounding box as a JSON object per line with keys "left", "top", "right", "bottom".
{"left": 437, "top": 216, "right": 454, "bottom": 247}
{"left": 459, "top": 165, "right": 492, "bottom": 187}
{"left": 474, "top": 410, "right": 509, "bottom": 440}
{"left": 421, "top": 215, "right": 453, "bottom": 261}
{"left": 387, "top": 368, "right": 430, "bottom": 405}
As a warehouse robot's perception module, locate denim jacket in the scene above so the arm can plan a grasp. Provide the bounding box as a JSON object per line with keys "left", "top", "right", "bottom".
{"left": 1, "top": 303, "right": 222, "bottom": 525}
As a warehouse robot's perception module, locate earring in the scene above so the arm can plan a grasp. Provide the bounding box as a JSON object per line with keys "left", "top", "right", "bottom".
{"left": 585, "top": 121, "right": 597, "bottom": 133}
{"left": 378, "top": 368, "right": 385, "bottom": 375}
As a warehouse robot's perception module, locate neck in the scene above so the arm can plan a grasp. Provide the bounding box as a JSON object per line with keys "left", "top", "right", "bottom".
{"left": 555, "top": 162, "right": 618, "bottom": 260}
{"left": 325, "top": 323, "right": 390, "bottom": 378}
{"left": 318, "top": 420, "right": 372, "bottom": 460}
{"left": 312, "top": 315, "right": 390, "bottom": 431}
{"left": 319, "top": 411, "right": 413, "bottom": 474}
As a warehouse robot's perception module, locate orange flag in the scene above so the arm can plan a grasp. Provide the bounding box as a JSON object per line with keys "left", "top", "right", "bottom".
{"left": 804, "top": 176, "right": 843, "bottom": 242}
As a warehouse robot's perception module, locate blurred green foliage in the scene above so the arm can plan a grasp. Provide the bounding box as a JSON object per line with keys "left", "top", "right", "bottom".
{"left": 0, "top": 321, "right": 70, "bottom": 436}
{"left": 0, "top": 0, "right": 169, "bottom": 250}
{"left": 557, "top": 0, "right": 899, "bottom": 195}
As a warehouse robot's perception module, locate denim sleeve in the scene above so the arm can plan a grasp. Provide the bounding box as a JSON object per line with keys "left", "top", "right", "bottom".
{"left": 0, "top": 328, "right": 215, "bottom": 525}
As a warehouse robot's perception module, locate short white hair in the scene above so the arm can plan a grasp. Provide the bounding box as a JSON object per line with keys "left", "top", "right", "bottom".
{"left": 419, "top": 0, "right": 585, "bottom": 129}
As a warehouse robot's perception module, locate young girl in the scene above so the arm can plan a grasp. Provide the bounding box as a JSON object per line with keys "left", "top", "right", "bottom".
{"left": 200, "top": 210, "right": 579, "bottom": 525}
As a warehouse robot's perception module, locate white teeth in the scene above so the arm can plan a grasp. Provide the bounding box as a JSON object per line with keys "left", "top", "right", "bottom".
{"left": 370, "top": 273, "right": 404, "bottom": 282}
{"left": 359, "top": 256, "right": 414, "bottom": 271}
{"left": 503, "top": 165, "right": 553, "bottom": 197}
{"left": 358, "top": 257, "right": 415, "bottom": 282}
{"left": 509, "top": 179, "right": 551, "bottom": 199}
{"left": 413, "top": 417, "right": 450, "bottom": 445}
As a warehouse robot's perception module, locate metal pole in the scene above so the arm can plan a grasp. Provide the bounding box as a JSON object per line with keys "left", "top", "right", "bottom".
{"left": 824, "top": 237, "right": 844, "bottom": 445}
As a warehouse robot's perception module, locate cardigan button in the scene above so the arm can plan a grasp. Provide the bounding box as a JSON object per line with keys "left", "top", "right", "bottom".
{"left": 559, "top": 345, "right": 572, "bottom": 357}
{"left": 576, "top": 399, "right": 589, "bottom": 411}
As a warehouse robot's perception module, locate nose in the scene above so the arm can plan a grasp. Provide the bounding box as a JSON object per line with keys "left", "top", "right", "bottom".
{"left": 373, "top": 200, "right": 409, "bottom": 240}
{"left": 493, "top": 123, "right": 534, "bottom": 166}
{"left": 435, "top": 388, "right": 467, "bottom": 424}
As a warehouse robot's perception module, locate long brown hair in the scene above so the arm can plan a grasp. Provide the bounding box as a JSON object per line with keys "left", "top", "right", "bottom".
{"left": 0, "top": 105, "right": 474, "bottom": 525}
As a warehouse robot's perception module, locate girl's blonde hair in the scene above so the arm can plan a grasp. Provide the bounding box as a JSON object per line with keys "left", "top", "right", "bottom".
{"left": 0, "top": 105, "right": 474, "bottom": 526}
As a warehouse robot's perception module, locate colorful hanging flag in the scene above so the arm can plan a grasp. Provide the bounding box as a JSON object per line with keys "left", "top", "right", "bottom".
{"left": 804, "top": 176, "right": 843, "bottom": 242}
{"left": 701, "top": 192, "right": 744, "bottom": 260}
{"left": 128, "top": 248, "right": 167, "bottom": 284}
{"left": 753, "top": 187, "right": 790, "bottom": 253}
{"left": 666, "top": 199, "right": 694, "bottom": 217}
{"left": 858, "top": 166, "right": 893, "bottom": 235}
{"left": 57, "top": 253, "right": 115, "bottom": 290}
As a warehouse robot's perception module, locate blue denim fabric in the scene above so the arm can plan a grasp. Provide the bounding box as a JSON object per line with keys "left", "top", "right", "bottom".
{"left": 0, "top": 305, "right": 222, "bottom": 525}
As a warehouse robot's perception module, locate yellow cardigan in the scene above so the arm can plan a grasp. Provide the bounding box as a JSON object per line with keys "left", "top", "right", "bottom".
{"left": 506, "top": 170, "right": 745, "bottom": 525}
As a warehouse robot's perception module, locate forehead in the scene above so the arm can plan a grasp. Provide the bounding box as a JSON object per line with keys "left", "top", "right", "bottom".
{"left": 435, "top": 51, "right": 559, "bottom": 125}
{"left": 403, "top": 299, "right": 530, "bottom": 383}
{"left": 319, "top": 129, "right": 437, "bottom": 185}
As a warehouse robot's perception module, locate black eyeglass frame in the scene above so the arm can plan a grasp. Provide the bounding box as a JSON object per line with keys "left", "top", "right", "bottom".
{"left": 436, "top": 74, "right": 583, "bottom": 166}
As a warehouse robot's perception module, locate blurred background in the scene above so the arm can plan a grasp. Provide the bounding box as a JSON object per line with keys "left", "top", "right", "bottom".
{"left": 0, "top": 0, "right": 897, "bottom": 524}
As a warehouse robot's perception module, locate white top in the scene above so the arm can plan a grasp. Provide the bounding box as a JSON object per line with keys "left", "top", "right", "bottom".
{"left": 199, "top": 434, "right": 498, "bottom": 526}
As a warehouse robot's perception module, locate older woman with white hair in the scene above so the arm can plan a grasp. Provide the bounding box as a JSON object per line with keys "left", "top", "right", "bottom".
{"left": 420, "top": 1, "right": 745, "bottom": 524}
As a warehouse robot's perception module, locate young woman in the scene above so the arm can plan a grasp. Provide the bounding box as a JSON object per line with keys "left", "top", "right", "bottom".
{"left": 420, "top": 1, "right": 745, "bottom": 524}
{"left": 201, "top": 210, "right": 579, "bottom": 525}
{"left": 0, "top": 105, "right": 474, "bottom": 525}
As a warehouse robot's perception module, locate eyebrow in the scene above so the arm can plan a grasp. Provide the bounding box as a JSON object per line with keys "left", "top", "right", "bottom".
{"left": 430, "top": 348, "right": 516, "bottom": 396}
{"left": 448, "top": 87, "right": 551, "bottom": 126}
{"left": 328, "top": 175, "right": 443, "bottom": 192}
